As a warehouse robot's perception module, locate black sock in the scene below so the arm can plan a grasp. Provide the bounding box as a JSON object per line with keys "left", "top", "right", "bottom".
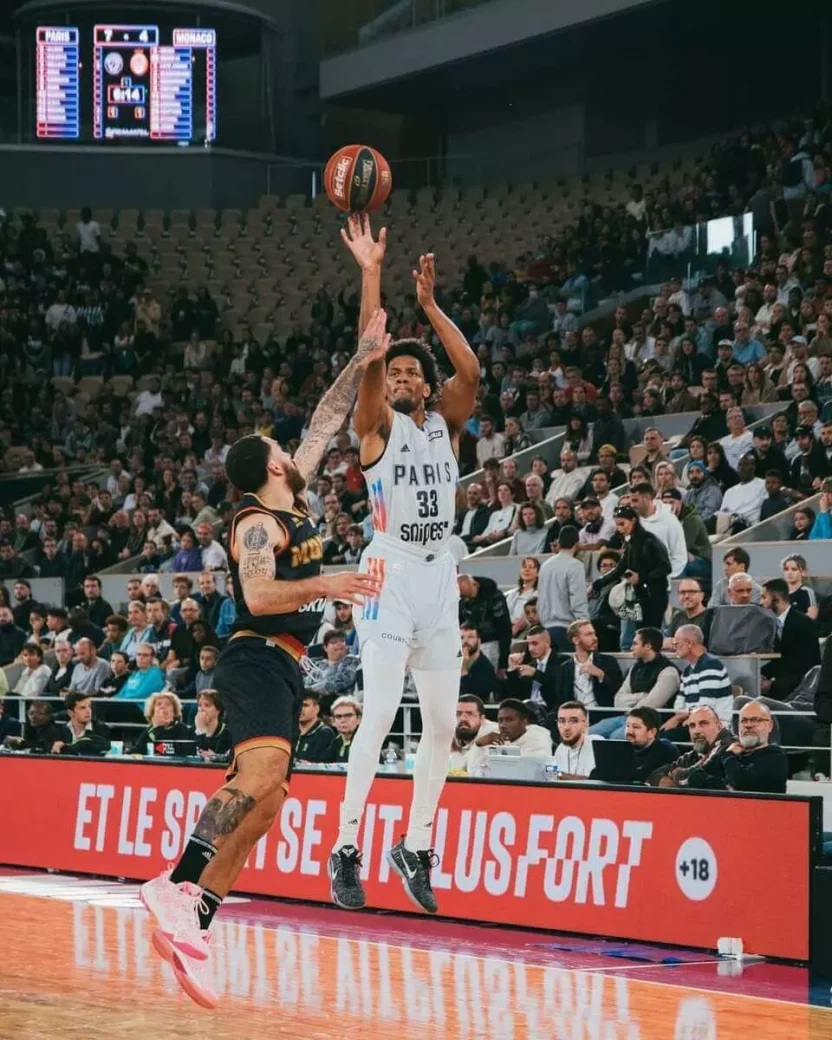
{"left": 170, "top": 836, "right": 217, "bottom": 885}
{"left": 199, "top": 888, "right": 223, "bottom": 931}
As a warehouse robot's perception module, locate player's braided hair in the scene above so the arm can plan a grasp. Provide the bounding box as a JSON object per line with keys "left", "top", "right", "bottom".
{"left": 385, "top": 338, "right": 444, "bottom": 407}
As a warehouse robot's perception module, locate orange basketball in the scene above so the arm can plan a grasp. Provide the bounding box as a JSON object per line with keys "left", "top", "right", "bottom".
{"left": 323, "top": 144, "right": 392, "bottom": 213}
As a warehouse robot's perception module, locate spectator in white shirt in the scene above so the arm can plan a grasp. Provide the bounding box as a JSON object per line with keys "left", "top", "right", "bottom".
{"left": 45, "top": 289, "right": 77, "bottom": 333}
{"left": 134, "top": 377, "right": 164, "bottom": 417}
{"left": 545, "top": 447, "right": 588, "bottom": 507}
{"left": 475, "top": 416, "right": 506, "bottom": 468}
{"left": 12, "top": 642, "right": 52, "bottom": 698}
{"left": 478, "top": 482, "right": 517, "bottom": 545}
{"left": 755, "top": 282, "right": 778, "bottom": 333}
{"left": 196, "top": 521, "right": 228, "bottom": 570}
{"left": 76, "top": 206, "right": 101, "bottom": 254}
{"left": 554, "top": 701, "right": 601, "bottom": 779}
{"left": 449, "top": 695, "right": 500, "bottom": 772}
{"left": 146, "top": 507, "right": 177, "bottom": 549}
{"left": 628, "top": 482, "right": 688, "bottom": 578}
{"left": 466, "top": 697, "right": 552, "bottom": 773}
{"left": 717, "top": 453, "right": 766, "bottom": 530}
{"left": 720, "top": 408, "right": 755, "bottom": 471}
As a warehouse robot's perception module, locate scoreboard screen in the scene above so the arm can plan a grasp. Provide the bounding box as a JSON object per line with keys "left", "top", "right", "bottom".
{"left": 36, "top": 23, "right": 217, "bottom": 145}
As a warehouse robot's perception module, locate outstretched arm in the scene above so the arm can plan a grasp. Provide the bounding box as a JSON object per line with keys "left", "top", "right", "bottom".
{"left": 293, "top": 309, "right": 390, "bottom": 483}
{"left": 415, "top": 254, "right": 479, "bottom": 438}
{"left": 341, "top": 214, "right": 393, "bottom": 442}
{"left": 235, "top": 512, "right": 382, "bottom": 613}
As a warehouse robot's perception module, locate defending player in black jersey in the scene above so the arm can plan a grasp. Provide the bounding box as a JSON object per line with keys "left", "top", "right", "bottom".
{"left": 140, "top": 311, "right": 388, "bottom": 1008}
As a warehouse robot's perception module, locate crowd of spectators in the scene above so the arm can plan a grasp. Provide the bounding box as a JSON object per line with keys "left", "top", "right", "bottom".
{"left": 3, "top": 108, "right": 832, "bottom": 779}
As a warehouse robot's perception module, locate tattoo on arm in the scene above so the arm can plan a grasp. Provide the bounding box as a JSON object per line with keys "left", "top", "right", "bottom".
{"left": 293, "top": 356, "right": 367, "bottom": 479}
{"left": 194, "top": 786, "right": 257, "bottom": 842}
{"left": 243, "top": 522, "right": 269, "bottom": 551}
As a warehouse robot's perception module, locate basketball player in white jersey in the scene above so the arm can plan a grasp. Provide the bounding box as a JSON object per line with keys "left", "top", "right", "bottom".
{"left": 329, "top": 215, "right": 479, "bottom": 914}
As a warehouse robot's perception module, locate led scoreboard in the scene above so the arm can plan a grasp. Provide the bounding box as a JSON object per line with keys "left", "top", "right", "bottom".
{"left": 36, "top": 27, "right": 80, "bottom": 138}
{"left": 34, "top": 24, "right": 217, "bottom": 145}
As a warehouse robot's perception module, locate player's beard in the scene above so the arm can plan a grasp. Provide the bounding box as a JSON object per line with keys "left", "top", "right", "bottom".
{"left": 392, "top": 396, "right": 419, "bottom": 414}
{"left": 283, "top": 461, "right": 307, "bottom": 495}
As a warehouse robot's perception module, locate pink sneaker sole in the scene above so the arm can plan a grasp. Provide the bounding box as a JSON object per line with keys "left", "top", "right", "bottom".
{"left": 151, "top": 928, "right": 218, "bottom": 1010}
{"left": 139, "top": 885, "right": 209, "bottom": 961}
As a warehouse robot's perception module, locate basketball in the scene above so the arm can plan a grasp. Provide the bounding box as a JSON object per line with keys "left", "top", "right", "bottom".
{"left": 323, "top": 144, "right": 392, "bottom": 213}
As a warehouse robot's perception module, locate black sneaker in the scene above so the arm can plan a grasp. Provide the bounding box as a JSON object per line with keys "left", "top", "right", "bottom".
{"left": 386, "top": 837, "right": 439, "bottom": 914}
{"left": 328, "top": 845, "right": 366, "bottom": 910}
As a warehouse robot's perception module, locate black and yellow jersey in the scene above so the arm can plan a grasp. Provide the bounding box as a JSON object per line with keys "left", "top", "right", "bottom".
{"left": 228, "top": 493, "right": 325, "bottom": 650}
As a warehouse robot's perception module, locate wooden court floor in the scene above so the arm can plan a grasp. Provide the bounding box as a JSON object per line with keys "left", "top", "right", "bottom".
{"left": 0, "top": 874, "right": 830, "bottom": 1039}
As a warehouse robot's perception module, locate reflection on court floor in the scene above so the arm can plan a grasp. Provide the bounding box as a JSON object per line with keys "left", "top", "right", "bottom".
{"left": 0, "top": 873, "right": 829, "bottom": 1039}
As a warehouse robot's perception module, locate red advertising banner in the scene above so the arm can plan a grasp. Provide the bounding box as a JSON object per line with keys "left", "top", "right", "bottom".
{"left": 1, "top": 757, "right": 814, "bottom": 959}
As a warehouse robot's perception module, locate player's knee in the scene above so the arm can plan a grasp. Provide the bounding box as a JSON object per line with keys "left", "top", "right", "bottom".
{"left": 234, "top": 747, "right": 289, "bottom": 802}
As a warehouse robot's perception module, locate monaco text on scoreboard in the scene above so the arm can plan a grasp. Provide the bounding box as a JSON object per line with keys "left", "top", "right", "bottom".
{"left": 36, "top": 27, "right": 80, "bottom": 139}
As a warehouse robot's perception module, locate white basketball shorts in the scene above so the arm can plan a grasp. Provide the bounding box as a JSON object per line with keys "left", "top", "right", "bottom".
{"left": 354, "top": 534, "right": 461, "bottom": 671}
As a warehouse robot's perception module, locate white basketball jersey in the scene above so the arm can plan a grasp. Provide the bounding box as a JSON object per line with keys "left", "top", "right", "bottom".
{"left": 364, "top": 410, "right": 458, "bottom": 554}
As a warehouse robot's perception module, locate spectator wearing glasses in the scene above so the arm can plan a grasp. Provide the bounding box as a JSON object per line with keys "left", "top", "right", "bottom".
{"left": 449, "top": 694, "right": 499, "bottom": 772}
{"left": 115, "top": 644, "right": 166, "bottom": 701}
{"left": 303, "top": 630, "right": 359, "bottom": 698}
{"left": 553, "top": 702, "right": 600, "bottom": 779}
{"left": 324, "top": 696, "right": 362, "bottom": 763}
{"left": 697, "top": 702, "right": 787, "bottom": 793}
{"left": 648, "top": 705, "right": 734, "bottom": 787}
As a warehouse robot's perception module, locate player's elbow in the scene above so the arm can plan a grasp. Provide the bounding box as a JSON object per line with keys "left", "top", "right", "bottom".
{"left": 244, "top": 583, "right": 269, "bottom": 615}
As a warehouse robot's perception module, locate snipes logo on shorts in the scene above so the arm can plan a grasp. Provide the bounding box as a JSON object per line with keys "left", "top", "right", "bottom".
{"left": 381, "top": 632, "right": 408, "bottom": 646}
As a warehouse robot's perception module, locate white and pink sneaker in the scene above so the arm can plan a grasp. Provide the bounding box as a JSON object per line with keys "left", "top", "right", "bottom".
{"left": 140, "top": 870, "right": 211, "bottom": 961}
{"left": 152, "top": 927, "right": 218, "bottom": 1010}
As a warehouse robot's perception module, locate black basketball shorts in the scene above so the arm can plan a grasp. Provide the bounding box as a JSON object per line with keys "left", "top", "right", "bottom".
{"left": 213, "top": 636, "right": 303, "bottom": 781}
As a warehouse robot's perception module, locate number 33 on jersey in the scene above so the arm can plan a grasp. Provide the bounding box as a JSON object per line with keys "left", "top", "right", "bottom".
{"left": 364, "top": 410, "right": 458, "bottom": 554}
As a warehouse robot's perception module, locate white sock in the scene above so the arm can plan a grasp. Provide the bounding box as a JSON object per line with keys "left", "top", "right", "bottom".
{"left": 333, "top": 639, "right": 408, "bottom": 852}
{"left": 405, "top": 667, "right": 459, "bottom": 853}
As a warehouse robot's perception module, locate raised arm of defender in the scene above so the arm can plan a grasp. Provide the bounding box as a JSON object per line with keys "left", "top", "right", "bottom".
{"left": 235, "top": 512, "right": 380, "bottom": 613}
{"left": 292, "top": 307, "right": 391, "bottom": 482}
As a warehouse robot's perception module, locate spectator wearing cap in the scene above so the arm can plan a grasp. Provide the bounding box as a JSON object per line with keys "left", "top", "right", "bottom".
{"left": 576, "top": 497, "right": 616, "bottom": 552}
{"left": 44, "top": 606, "right": 71, "bottom": 647}
{"left": 660, "top": 488, "right": 711, "bottom": 580}
{"left": 749, "top": 425, "right": 789, "bottom": 481}
{"left": 684, "top": 461, "right": 723, "bottom": 522}
{"left": 810, "top": 477, "right": 832, "bottom": 540}
{"left": 714, "top": 453, "right": 766, "bottom": 532}
{"left": 665, "top": 372, "right": 698, "bottom": 414}
{"left": 788, "top": 425, "right": 829, "bottom": 497}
